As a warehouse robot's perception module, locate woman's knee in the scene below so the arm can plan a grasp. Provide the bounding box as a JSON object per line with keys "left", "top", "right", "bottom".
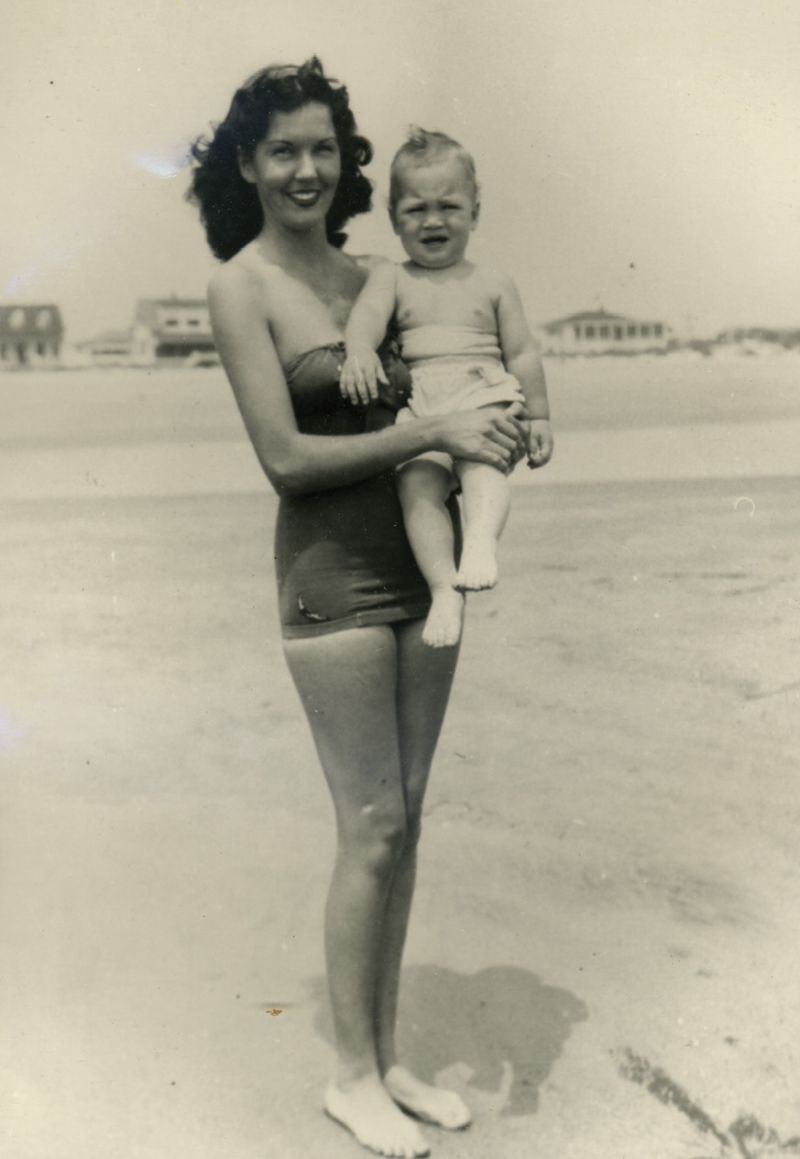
{"left": 404, "top": 808, "right": 424, "bottom": 852}
{"left": 338, "top": 804, "right": 409, "bottom": 874}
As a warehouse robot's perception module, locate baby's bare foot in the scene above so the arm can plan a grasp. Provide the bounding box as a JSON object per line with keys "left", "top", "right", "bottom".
{"left": 324, "top": 1075, "right": 430, "bottom": 1157}
{"left": 384, "top": 1065, "right": 472, "bottom": 1131}
{"left": 422, "top": 587, "right": 464, "bottom": 648}
{"left": 454, "top": 540, "right": 498, "bottom": 591}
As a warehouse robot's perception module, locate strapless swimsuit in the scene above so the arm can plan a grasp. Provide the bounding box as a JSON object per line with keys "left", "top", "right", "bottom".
{"left": 275, "top": 339, "right": 459, "bottom": 639}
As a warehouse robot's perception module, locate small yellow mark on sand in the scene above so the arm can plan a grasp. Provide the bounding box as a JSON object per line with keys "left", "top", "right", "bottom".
{"left": 266, "top": 1008, "right": 283, "bottom": 1017}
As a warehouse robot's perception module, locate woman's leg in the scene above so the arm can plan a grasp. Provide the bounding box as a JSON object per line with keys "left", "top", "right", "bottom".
{"left": 454, "top": 451, "right": 511, "bottom": 592}
{"left": 397, "top": 460, "right": 464, "bottom": 649}
{"left": 374, "top": 618, "right": 472, "bottom": 1130}
{"left": 283, "top": 626, "right": 430, "bottom": 1158}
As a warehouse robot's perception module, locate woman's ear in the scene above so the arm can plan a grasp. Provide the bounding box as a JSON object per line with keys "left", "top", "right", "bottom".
{"left": 471, "top": 198, "right": 481, "bottom": 228}
{"left": 238, "top": 149, "right": 256, "bottom": 185}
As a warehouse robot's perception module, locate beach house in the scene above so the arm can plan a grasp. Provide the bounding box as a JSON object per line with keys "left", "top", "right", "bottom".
{"left": 0, "top": 304, "right": 64, "bottom": 369}
{"left": 537, "top": 309, "right": 672, "bottom": 355}
{"left": 130, "top": 296, "right": 218, "bottom": 366}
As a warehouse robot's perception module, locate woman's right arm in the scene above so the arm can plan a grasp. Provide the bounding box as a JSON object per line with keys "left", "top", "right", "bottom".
{"left": 209, "top": 264, "right": 524, "bottom": 496}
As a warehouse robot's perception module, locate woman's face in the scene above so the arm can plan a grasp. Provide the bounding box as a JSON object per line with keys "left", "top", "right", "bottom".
{"left": 240, "top": 102, "right": 341, "bottom": 233}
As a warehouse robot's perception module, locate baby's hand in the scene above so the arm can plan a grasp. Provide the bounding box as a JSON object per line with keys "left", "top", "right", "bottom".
{"left": 526, "top": 419, "right": 554, "bottom": 469}
{"left": 339, "top": 348, "right": 388, "bottom": 406}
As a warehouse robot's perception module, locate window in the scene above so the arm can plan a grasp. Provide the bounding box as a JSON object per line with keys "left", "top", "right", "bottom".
{"left": 165, "top": 318, "right": 179, "bottom": 327}
{"left": 573, "top": 325, "right": 581, "bottom": 339}
{"left": 627, "top": 325, "right": 637, "bottom": 336}
{"left": 188, "top": 319, "right": 200, "bottom": 327}
{"left": 654, "top": 324, "right": 663, "bottom": 337}
{"left": 586, "top": 325, "right": 595, "bottom": 338}
{"left": 641, "top": 325, "right": 650, "bottom": 338}
{"left": 614, "top": 326, "right": 623, "bottom": 340}
{"left": 599, "top": 326, "right": 609, "bottom": 338}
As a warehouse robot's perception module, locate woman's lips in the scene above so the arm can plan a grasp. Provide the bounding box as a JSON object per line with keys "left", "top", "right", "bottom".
{"left": 287, "top": 189, "right": 322, "bottom": 207}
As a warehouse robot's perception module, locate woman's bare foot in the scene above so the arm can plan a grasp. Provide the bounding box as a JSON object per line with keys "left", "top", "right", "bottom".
{"left": 324, "top": 1074, "right": 430, "bottom": 1157}
{"left": 422, "top": 586, "right": 464, "bottom": 648}
{"left": 384, "top": 1065, "right": 472, "bottom": 1131}
{"left": 454, "top": 540, "right": 498, "bottom": 591}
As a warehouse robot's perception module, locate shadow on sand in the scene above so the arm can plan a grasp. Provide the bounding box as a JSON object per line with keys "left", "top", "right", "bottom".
{"left": 308, "top": 964, "right": 587, "bottom": 1117}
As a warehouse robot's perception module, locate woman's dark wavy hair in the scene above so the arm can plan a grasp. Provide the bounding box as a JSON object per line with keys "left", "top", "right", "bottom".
{"left": 187, "top": 57, "right": 373, "bottom": 260}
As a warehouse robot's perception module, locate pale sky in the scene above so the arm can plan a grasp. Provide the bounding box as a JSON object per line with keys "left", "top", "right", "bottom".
{"left": 5, "top": 0, "right": 799, "bottom": 341}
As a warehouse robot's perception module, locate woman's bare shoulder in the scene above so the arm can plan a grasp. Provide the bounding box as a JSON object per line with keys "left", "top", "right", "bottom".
{"left": 208, "top": 246, "right": 278, "bottom": 316}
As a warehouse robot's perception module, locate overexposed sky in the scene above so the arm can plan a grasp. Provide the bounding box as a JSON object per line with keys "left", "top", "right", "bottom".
{"left": 5, "top": 0, "right": 799, "bottom": 340}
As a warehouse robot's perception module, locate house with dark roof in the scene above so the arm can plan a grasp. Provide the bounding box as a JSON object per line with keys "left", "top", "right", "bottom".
{"left": 536, "top": 309, "right": 672, "bottom": 355}
{"left": 131, "top": 297, "right": 217, "bottom": 365}
{"left": 0, "top": 304, "right": 64, "bottom": 369}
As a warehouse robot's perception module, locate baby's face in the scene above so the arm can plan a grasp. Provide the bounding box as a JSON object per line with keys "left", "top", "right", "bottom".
{"left": 391, "top": 157, "right": 478, "bottom": 270}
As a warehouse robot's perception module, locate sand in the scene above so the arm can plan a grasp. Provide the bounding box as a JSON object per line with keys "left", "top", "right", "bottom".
{"left": 2, "top": 363, "right": 799, "bottom": 1158}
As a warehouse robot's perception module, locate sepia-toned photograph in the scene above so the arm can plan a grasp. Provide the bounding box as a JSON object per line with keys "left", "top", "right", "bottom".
{"left": 3, "top": 2, "right": 799, "bottom": 1156}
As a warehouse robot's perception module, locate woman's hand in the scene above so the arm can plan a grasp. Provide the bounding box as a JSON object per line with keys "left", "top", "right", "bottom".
{"left": 434, "top": 404, "right": 528, "bottom": 470}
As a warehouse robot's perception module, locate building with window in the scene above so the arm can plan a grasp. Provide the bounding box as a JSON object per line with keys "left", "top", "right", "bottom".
{"left": 537, "top": 309, "right": 672, "bottom": 355}
{"left": 0, "top": 304, "right": 64, "bottom": 369}
{"left": 131, "top": 297, "right": 217, "bottom": 365}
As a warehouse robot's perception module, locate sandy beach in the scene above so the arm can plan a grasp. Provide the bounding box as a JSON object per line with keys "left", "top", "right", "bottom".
{"left": 2, "top": 361, "right": 799, "bottom": 1158}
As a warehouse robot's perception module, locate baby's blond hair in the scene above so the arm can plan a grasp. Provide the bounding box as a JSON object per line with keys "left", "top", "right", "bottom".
{"left": 389, "top": 127, "right": 479, "bottom": 217}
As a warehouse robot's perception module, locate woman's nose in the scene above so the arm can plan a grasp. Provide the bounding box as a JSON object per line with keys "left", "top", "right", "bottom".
{"left": 295, "top": 150, "right": 317, "bottom": 180}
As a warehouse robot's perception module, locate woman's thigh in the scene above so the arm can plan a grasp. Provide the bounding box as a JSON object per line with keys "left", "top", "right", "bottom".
{"left": 283, "top": 625, "right": 406, "bottom": 829}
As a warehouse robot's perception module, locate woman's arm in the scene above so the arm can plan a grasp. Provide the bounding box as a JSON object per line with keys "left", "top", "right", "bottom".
{"left": 209, "top": 263, "right": 524, "bottom": 496}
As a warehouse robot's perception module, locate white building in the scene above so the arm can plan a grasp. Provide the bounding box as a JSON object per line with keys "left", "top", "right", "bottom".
{"left": 131, "top": 297, "right": 217, "bottom": 366}
{"left": 0, "top": 304, "right": 64, "bottom": 369}
{"left": 537, "top": 309, "right": 672, "bottom": 355}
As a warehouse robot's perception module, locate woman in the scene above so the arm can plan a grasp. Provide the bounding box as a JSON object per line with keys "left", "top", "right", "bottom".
{"left": 188, "top": 58, "right": 526, "bottom": 1159}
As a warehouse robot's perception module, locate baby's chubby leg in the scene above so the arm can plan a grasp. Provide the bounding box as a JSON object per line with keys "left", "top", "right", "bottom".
{"left": 454, "top": 452, "right": 511, "bottom": 592}
{"left": 397, "top": 459, "right": 464, "bottom": 648}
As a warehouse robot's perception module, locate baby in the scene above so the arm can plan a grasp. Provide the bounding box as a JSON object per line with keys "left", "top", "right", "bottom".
{"left": 341, "top": 128, "right": 553, "bottom": 648}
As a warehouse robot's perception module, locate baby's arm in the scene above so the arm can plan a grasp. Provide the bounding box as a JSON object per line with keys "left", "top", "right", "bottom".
{"left": 495, "top": 273, "right": 554, "bottom": 468}
{"left": 340, "top": 261, "right": 398, "bottom": 405}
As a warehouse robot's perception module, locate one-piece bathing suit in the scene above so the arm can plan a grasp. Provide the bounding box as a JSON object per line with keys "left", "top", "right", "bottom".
{"left": 275, "top": 338, "right": 460, "bottom": 639}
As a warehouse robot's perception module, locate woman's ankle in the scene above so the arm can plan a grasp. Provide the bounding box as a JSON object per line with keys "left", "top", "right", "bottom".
{"left": 333, "top": 1056, "right": 382, "bottom": 1090}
